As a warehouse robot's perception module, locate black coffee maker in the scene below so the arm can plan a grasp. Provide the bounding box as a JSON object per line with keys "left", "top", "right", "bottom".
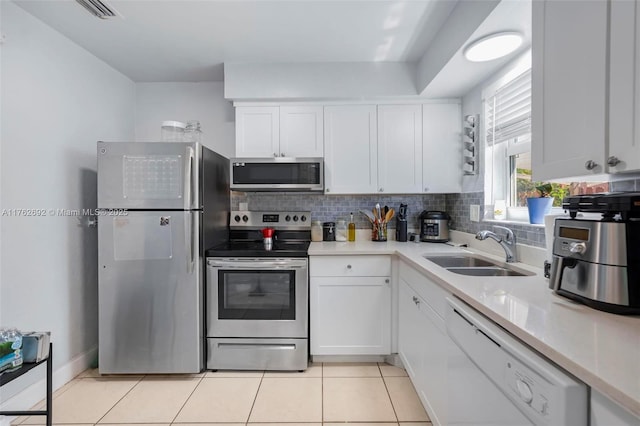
{"left": 396, "top": 203, "right": 408, "bottom": 242}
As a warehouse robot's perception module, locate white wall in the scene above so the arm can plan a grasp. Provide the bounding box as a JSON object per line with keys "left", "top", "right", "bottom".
{"left": 0, "top": 0, "right": 135, "bottom": 407}
{"left": 461, "top": 83, "right": 484, "bottom": 193}
{"left": 416, "top": 0, "right": 500, "bottom": 94}
{"left": 224, "top": 62, "right": 418, "bottom": 101}
{"left": 460, "top": 50, "right": 532, "bottom": 194}
{"left": 135, "top": 82, "right": 235, "bottom": 159}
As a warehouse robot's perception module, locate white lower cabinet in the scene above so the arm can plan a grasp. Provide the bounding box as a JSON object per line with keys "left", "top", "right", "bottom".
{"left": 310, "top": 255, "right": 391, "bottom": 355}
{"left": 590, "top": 389, "right": 640, "bottom": 426}
{"left": 398, "top": 262, "right": 449, "bottom": 426}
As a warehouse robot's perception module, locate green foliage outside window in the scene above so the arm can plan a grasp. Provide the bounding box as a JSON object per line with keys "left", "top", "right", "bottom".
{"left": 516, "top": 168, "right": 568, "bottom": 207}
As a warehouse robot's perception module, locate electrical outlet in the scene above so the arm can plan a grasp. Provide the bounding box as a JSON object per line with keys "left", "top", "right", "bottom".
{"left": 470, "top": 205, "right": 480, "bottom": 222}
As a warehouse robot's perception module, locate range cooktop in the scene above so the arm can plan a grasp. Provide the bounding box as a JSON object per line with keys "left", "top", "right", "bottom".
{"left": 206, "top": 210, "right": 312, "bottom": 258}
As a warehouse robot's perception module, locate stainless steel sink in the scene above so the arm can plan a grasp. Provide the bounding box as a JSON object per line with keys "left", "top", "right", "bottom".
{"left": 445, "top": 267, "right": 532, "bottom": 277}
{"left": 424, "top": 255, "right": 500, "bottom": 268}
{"left": 423, "top": 254, "right": 534, "bottom": 277}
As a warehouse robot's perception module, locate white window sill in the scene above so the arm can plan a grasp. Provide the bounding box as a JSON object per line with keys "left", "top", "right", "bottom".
{"left": 482, "top": 218, "right": 546, "bottom": 228}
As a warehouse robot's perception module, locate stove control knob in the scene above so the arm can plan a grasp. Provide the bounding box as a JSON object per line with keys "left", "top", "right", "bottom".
{"left": 293, "top": 215, "right": 299, "bottom": 222}
{"left": 242, "top": 215, "right": 249, "bottom": 222}
{"left": 285, "top": 215, "right": 291, "bottom": 222}
{"left": 300, "top": 215, "right": 307, "bottom": 222}
{"left": 234, "top": 215, "right": 241, "bottom": 222}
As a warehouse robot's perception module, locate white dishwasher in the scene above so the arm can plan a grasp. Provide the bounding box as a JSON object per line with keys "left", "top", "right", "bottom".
{"left": 445, "top": 297, "right": 587, "bottom": 426}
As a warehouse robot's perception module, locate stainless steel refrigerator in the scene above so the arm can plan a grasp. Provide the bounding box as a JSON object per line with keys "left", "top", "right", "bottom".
{"left": 97, "top": 141, "right": 229, "bottom": 374}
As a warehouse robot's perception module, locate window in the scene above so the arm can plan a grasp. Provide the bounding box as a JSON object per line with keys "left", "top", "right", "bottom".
{"left": 483, "top": 52, "right": 608, "bottom": 221}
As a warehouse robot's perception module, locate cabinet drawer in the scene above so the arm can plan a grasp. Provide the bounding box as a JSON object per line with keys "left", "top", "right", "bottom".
{"left": 399, "top": 261, "right": 449, "bottom": 319}
{"left": 310, "top": 255, "right": 391, "bottom": 277}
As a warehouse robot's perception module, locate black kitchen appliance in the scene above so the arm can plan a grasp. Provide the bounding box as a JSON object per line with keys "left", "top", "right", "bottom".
{"left": 396, "top": 203, "right": 408, "bottom": 242}
{"left": 419, "top": 210, "right": 451, "bottom": 242}
{"left": 550, "top": 192, "right": 640, "bottom": 314}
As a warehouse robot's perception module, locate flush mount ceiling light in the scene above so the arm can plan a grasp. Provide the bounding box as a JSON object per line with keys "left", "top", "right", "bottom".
{"left": 464, "top": 32, "right": 523, "bottom": 62}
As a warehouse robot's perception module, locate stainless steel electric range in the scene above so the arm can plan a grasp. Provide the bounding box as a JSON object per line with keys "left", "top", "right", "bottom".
{"left": 205, "top": 210, "right": 311, "bottom": 371}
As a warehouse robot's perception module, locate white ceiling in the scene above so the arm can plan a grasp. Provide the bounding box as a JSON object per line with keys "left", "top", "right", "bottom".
{"left": 13, "top": 0, "right": 531, "bottom": 96}
{"left": 424, "top": 0, "right": 532, "bottom": 98}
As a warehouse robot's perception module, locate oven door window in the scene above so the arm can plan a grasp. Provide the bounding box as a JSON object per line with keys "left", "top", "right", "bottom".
{"left": 218, "top": 270, "right": 296, "bottom": 320}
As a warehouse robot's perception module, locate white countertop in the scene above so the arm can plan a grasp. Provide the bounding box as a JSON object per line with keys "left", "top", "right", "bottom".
{"left": 309, "top": 240, "right": 640, "bottom": 417}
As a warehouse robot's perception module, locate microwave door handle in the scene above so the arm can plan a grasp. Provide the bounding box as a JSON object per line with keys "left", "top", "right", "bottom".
{"left": 184, "top": 146, "right": 195, "bottom": 209}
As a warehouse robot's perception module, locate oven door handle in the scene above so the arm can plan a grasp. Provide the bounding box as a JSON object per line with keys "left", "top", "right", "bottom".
{"left": 217, "top": 342, "right": 298, "bottom": 350}
{"left": 207, "top": 259, "right": 308, "bottom": 269}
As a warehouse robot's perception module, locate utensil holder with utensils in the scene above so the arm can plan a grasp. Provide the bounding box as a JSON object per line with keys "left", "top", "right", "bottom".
{"left": 372, "top": 221, "right": 388, "bottom": 241}
{"left": 360, "top": 203, "right": 395, "bottom": 242}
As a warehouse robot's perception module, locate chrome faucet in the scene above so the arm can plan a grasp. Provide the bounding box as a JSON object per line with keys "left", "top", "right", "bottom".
{"left": 475, "top": 226, "right": 518, "bottom": 263}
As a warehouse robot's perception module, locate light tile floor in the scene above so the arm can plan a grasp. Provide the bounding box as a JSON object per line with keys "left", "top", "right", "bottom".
{"left": 13, "top": 362, "right": 430, "bottom": 426}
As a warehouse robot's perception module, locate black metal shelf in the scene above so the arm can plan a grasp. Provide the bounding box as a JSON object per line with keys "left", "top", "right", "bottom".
{"left": 0, "top": 342, "right": 52, "bottom": 426}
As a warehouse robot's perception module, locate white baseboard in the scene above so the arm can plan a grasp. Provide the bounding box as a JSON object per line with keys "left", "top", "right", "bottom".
{"left": 311, "top": 354, "right": 387, "bottom": 363}
{"left": 0, "top": 345, "right": 97, "bottom": 426}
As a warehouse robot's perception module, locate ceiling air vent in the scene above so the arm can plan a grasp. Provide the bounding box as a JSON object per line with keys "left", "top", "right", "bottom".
{"left": 76, "top": 0, "right": 118, "bottom": 19}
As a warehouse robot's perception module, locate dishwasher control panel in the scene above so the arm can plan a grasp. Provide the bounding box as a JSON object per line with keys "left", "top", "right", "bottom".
{"left": 505, "top": 355, "right": 551, "bottom": 419}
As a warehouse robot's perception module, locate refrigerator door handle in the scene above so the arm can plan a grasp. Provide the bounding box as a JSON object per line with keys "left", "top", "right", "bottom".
{"left": 185, "top": 211, "right": 195, "bottom": 273}
{"left": 184, "top": 146, "right": 195, "bottom": 209}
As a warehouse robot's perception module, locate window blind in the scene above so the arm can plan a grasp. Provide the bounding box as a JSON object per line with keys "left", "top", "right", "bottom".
{"left": 485, "top": 69, "right": 532, "bottom": 146}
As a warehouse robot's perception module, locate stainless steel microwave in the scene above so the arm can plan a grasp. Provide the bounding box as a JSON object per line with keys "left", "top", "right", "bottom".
{"left": 230, "top": 157, "right": 324, "bottom": 192}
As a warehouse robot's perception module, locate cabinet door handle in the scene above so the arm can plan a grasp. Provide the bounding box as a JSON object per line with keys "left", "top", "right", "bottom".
{"left": 585, "top": 160, "right": 598, "bottom": 170}
{"left": 347, "top": 264, "right": 352, "bottom": 269}
{"left": 280, "top": 153, "right": 285, "bottom": 157}
{"left": 326, "top": 188, "right": 330, "bottom": 193}
{"left": 608, "top": 156, "right": 621, "bottom": 167}
{"left": 273, "top": 153, "right": 278, "bottom": 157}
{"left": 385, "top": 279, "right": 390, "bottom": 284}
{"left": 379, "top": 188, "right": 384, "bottom": 192}
{"left": 424, "top": 187, "right": 429, "bottom": 192}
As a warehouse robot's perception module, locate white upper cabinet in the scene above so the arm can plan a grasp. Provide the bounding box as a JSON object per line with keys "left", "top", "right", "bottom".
{"left": 609, "top": 0, "right": 640, "bottom": 173}
{"left": 279, "top": 106, "right": 324, "bottom": 157}
{"left": 422, "top": 102, "right": 462, "bottom": 193}
{"left": 377, "top": 105, "right": 423, "bottom": 194}
{"left": 237, "top": 102, "right": 462, "bottom": 193}
{"left": 235, "top": 106, "right": 280, "bottom": 158}
{"left": 531, "top": 0, "right": 612, "bottom": 180}
{"left": 323, "top": 105, "right": 378, "bottom": 194}
{"left": 235, "top": 106, "right": 323, "bottom": 158}
{"left": 533, "top": 0, "right": 640, "bottom": 180}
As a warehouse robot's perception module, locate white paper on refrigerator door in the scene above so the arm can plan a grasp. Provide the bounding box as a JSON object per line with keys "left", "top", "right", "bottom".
{"left": 113, "top": 216, "right": 173, "bottom": 260}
